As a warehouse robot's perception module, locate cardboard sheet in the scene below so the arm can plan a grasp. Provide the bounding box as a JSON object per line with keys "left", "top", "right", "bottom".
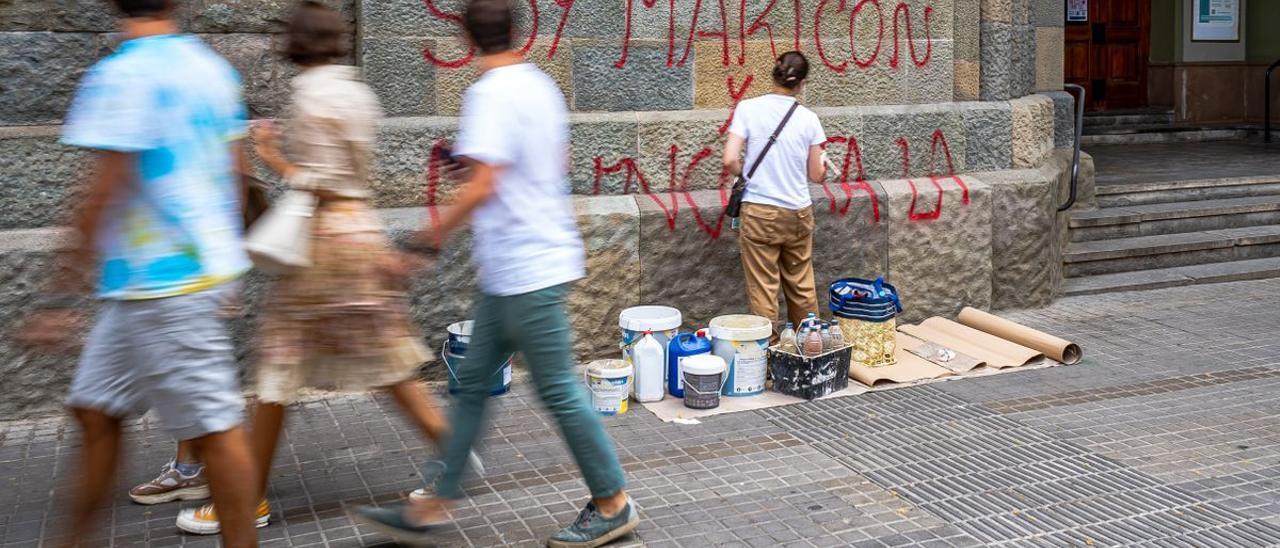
{"left": 957, "top": 307, "right": 1083, "bottom": 365}
{"left": 899, "top": 317, "right": 1043, "bottom": 368}
{"left": 639, "top": 355, "right": 1076, "bottom": 422}
{"left": 639, "top": 383, "right": 869, "bottom": 422}
{"left": 849, "top": 333, "right": 954, "bottom": 386}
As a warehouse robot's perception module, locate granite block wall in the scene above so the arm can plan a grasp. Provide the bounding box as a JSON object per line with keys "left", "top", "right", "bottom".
{"left": 0, "top": 0, "right": 357, "bottom": 125}
{"left": 0, "top": 0, "right": 1085, "bottom": 418}
{"left": 0, "top": 163, "right": 1079, "bottom": 418}
{"left": 359, "top": 0, "right": 962, "bottom": 116}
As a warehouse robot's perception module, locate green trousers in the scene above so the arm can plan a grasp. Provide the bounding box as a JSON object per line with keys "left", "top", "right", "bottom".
{"left": 437, "top": 283, "right": 626, "bottom": 499}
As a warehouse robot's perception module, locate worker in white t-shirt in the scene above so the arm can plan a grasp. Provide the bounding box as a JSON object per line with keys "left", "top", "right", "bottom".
{"left": 722, "top": 51, "right": 828, "bottom": 339}
{"left": 353, "top": 0, "right": 637, "bottom": 546}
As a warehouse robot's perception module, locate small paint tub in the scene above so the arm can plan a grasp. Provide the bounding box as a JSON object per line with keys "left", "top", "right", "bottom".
{"left": 585, "top": 360, "right": 633, "bottom": 415}
{"left": 443, "top": 320, "right": 513, "bottom": 396}
{"left": 681, "top": 354, "right": 727, "bottom": 410}
{"left": 709, "top": 314, "right": 772, "bottom": 397}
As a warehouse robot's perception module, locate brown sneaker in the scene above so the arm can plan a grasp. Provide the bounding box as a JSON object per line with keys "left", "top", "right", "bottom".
{"left": 128, "top": 461, "right": 210, "bottom": 505}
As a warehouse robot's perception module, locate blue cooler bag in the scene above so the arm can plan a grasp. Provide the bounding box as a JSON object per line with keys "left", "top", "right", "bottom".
{"left": 829, "top": 277, "right": 902, "bottom": 367}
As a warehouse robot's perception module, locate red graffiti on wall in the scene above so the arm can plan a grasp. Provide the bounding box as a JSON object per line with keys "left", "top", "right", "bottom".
{"left": 816, "top": 0, "right": 932, "bottom": 73}
{"left": 424, "top": 139, "right": 450, "bottom": 230}
{"left": 890, "top": 2, "right": 933, "bottom": 69}
{"left": 616, "top": 0, "right": 676, "bottom": 68}
{"left": 819, "top": 135, "right": 881, "bottom": 222}
{"left": 590, "top": 146, "right": 733, "bottom": 238}
{"left": 421, "top": 0, "right": 561, "bottom": 67}
{"left": 419, "top": 0, "right": 935, "bottom": 71}
{"left": 718, "top": 75, "right": 755, "bottom": 135}
{"left": 420, "top": 0, "right": 472, "bottom": 68}
{"left": 896, "top": 129, "right": 966, "bottom": 223}
{"left": 741, "top": 0, "right": 780, "bottom": 62}
{"left": 678, "top": 0, "right": 731, "bottom": 67}
{"left": 549, "top": 0, "right": 575, "bottom": 58}
{"left": 420, "top": 79, "right": 964, "bottom": 237}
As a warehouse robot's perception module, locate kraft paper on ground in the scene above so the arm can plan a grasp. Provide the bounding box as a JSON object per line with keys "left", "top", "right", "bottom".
{"left": 899, "top": 317, "right": 1044, "bottom": 369}
{"left": 848, "top": 333, "right": 954, "bottom": 386}
{"left": 956, "top": 307, "right": 1083, "bottom": 365}
{"left": 639, "top": 383, "right": 869, "bottom": 422}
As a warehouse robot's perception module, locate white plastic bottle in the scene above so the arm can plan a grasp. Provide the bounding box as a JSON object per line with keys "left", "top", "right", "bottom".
{"left": 820, "top": 323, "right": 833, "bottom": 351}
{"left": 633, "top": 330, "right": 666, "bottom": 402}
{"left": 779, "top": 322, "right": 797, "bottom": 352}
{"left": 803, "top": 312, "right": 819, "bottom": 332}
{"left": 830, "top": 321, "right": 846, "bottom": 348}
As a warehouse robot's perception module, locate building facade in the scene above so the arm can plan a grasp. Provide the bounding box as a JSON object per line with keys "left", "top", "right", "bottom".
{"left": 3, "top": 0, "right": 1092, "bottom": 417}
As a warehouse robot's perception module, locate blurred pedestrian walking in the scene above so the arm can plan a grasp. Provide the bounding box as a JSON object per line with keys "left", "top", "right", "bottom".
{"left": 171, "top": 1, "right": 478, "bottom": 535}
{"left": 19, "top": 0, "right": 261, "bottom": 545}
{"left": 351, "top": 0, "right": 639, "bottom": 545}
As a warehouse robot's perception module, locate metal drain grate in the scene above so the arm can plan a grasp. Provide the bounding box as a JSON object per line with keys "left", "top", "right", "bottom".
{"left": 760, "top": 386, "right": 1280, "bottom": 546}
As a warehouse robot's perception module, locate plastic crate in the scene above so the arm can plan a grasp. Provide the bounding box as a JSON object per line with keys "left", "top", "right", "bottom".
{"left": 768, "top": 345, "right": 852, "bottom": 400}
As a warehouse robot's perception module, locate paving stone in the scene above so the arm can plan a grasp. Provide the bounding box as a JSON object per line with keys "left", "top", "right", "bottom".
{"left": 9, "top": 277, "right": 1280, "bottom": 546}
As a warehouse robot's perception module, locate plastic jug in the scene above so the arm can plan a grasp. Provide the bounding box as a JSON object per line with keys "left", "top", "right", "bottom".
{"left": 632, "top": 331, "right": 666, "bottom": 402}
{"left": 667, "top": 330, "right": 713, "bottom": 398}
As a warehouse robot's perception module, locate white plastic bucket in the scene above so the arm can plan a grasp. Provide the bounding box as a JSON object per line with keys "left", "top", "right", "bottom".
{"left": 681, "top": 354, "right": 728, "bottom": 410}
{"left": 709, "top": 314, "right": 772, "bottom": 397}
{"left": 619, "top": 306, "right": 681, "bottom": 393}
{"left": 585, "top": 360, "right": 633, "bottom": 415}
{"left": 443, "top": 320, "right": 513, "bottom": 396}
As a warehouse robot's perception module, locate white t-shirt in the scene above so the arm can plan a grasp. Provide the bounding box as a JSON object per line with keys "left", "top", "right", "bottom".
{"left": 454, "top": 63, "right": 585, "bottom": 296}
{"left": 727, "top": 94, "right": 826, "bottom": 210}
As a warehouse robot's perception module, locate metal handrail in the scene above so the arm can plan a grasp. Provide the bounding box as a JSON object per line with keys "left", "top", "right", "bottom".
{"left": 1058, "top": 83, "right": 1086, "bottom": 212}
{"left": 1266, "top": 59, "right": 1280, "bottom": 143}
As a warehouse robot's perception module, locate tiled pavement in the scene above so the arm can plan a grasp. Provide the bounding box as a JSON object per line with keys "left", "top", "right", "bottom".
{"left": 4, "top": 279, "right": 1280, "bottom": 546}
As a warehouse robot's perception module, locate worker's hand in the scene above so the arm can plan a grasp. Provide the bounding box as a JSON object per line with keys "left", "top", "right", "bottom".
{"left": 380, "top": 252, "right": 434, "bottom": 289}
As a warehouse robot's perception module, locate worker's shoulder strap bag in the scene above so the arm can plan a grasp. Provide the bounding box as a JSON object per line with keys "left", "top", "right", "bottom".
{"left": 725, "top": 101, "right": 801, "bottom": 219}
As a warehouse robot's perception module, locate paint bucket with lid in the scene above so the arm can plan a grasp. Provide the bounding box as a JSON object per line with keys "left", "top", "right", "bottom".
{"left": 443, "top": 320, "right": 512, "bottom": 396}
{"left": 709, "top": 314, "right": 772, "bottom": 397}
{"left": 619, "top": 306, "right": 682, "bottom": 388}
{"left": 585, "top": 359, "right": 633, "bottom": 415}
{"left": 681, "top": 354, "right": 727, "bottom": 410}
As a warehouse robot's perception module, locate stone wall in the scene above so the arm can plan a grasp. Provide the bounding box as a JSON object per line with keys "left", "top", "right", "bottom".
{"left": 0, "top": 149, "right": 1079, "bottom": 418}
{"left": 0, "top": 0, "right": 1088, "bottom": 419}
{"left": 0, "top": 1, "right": 360, "bottom": 126}
{"left": 5, "top": 101, "right": 1032, "bottom": 228}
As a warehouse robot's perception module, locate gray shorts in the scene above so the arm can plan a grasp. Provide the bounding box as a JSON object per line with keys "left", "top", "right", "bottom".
{"left": 66, "top": 282, "right": 244, "bottom": 440}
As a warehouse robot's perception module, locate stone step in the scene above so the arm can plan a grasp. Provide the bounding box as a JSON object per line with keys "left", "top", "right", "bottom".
{"left": 1063, "top": 256, "right": 1280, "bottom": 296}
{"left": 1082, "top": 112, "right": 1175, "bottom": 129}
{"left": 1081, "top": 128, "right": 1248, "bottom": 146}
{"left": 1096, "top": 176, "right": 1280, "bottom": 207}
{"left": 1063, "top": 225, "right": 1280, "bottom": 277}
{"left": 1069, "top": 196, "right": 1280, "bottom": 242}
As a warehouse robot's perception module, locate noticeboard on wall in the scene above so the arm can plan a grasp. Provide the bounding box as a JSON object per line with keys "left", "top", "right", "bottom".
{"left": 1066, "top": 0, "right": 1087, "bottom": 23}
{"left": 1192, "top": 0, "right": 1240, "bottom": 42}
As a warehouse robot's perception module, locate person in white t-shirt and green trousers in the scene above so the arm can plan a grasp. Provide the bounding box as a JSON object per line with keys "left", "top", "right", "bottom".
{"left": 723, "top": 51, "right": 829, "bottom": 340}
{"left": 351, "top": 0, "right": 636, "bottom": 546}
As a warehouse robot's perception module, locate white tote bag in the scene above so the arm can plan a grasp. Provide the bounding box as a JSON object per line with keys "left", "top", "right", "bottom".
{"left": 244, "top": 189, "right": 317, "bottom": 275}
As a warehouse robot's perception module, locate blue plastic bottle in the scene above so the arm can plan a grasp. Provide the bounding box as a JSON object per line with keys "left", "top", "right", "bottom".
{"left": 666, "top": 330, "right": 713, "bottom": 398}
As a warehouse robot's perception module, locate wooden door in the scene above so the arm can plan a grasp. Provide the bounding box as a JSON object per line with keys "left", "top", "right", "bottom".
{"left": 1064, "top": 0, "right": 1150, "bottom": 110}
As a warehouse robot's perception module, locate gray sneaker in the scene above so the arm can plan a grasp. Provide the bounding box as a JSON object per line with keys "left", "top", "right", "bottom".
{"left": 350, "top": 503, "right": 439, "bottom": 544}
{"left": 547, "top": 497, "right": 639, "bottom": 548}
{"left": 128, "top": 461, "right": 209, "bottom": 505}
{"left": 409, "top": 453, "right": 484, "bottom": 501}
